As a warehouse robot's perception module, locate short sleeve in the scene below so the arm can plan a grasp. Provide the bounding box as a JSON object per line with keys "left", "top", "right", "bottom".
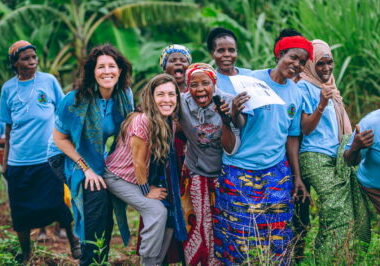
{"left": 0, "top": 86, "right": 12, "bottom": 124}
{"left": 55, "top": 115, "right": 69, "bottom": 134}
{"left": 54, "top": 92, "right": 74, "bottom": 135}
{"left": 288, "top": 96, "right": 303, "bottom": 137}
{"left": 51, "top": 75, "right": 64, "bottom": 108}
{"left": 298, "top": 82, "right": 313, "bottom": 115}
{"left": 128, "top": 113, "right": 150, "bottom": 142}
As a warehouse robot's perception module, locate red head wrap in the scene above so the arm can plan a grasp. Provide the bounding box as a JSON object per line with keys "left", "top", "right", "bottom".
{"left": 185, "top": 63, "right": 217, "bottom": 87}
{"left": 274, "top": 36, "right": 313, "bottom": 60}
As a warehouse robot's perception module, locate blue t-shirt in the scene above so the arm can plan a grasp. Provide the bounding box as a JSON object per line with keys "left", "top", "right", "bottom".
{"left": 298, "top": 80, "right": 339, "bottom": 157}
{"left": 216, "top": 67, "right": 255, "bottom": 95}
{"left": 0, "top": 72, "right": 64, "bottom": 165}
{"left": 345, "top": 109, "right": 380, "bottom": 189}
{"left": 223, "top": 69, "right": 303, "bottom": 170}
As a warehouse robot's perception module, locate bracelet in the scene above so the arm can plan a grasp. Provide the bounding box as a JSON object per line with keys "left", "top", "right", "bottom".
{"left": 317, "top": 105, "right": 325, "bottom": 114}
{"left": 76, "top": 158, "right": 90, "bottom": 172}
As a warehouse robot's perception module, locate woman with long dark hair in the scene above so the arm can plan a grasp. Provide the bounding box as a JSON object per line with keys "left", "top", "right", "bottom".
{"left": 53, "top": 44, "right": 134, "bottom": 265}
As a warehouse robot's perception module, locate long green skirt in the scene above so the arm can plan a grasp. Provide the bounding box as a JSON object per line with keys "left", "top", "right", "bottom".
{"left": 299, "top": 135, "right": 371, "bottom": 263}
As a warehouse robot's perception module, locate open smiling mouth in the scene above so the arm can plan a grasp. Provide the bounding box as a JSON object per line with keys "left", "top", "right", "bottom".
{"left": 174, "top": 69, "right": 184, "bottom": 78}
{"left": 196, "top": 95, "right": 209, "bottom": 104}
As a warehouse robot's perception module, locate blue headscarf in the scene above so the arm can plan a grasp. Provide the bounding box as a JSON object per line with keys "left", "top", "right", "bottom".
{"left": 160, "top": 44, "right": 192, "bottom": 70}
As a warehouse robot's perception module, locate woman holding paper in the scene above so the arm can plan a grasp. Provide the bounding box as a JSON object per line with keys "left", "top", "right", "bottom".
{"left": 213, "top": 29, "right": 311, "bottom": 264}
{"left": 298, "top": 40, "right": 370, "bottom": 262}
{"left": 206, "top": 27, "right": 255, "bottom": 95}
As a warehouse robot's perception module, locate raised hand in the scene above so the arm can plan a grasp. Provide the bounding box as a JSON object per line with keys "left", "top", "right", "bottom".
{"left": 231, "top": 92, "right": 250, "bottom": 117}
{"left": 351, "top": 125, "right": 374, "bottom": 151}
{"left": 319, "top": 86, "right": 334, "bottom": 109}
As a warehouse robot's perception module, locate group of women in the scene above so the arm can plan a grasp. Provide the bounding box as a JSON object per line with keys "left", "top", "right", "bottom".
{"left": 0, "top": 26, "right": 379, "bottom": 266}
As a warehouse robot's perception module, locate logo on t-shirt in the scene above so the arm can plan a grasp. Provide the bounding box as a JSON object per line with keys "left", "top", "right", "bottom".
{"left": 37, "top": 91, "right": 48, "bottom": 104}
{"left": 287, "top": 103, "right": 296, "bottom": 118}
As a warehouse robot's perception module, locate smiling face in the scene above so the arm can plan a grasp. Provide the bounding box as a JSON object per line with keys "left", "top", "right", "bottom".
{"left": 277, "top": 48, "right": 309, "bottom": 80}
{"left": 189, "top": 72, "right": 214, "bottom": 108}
{"left": 164, "top": 52, "right": 189, "bottom": 88}
{"left": 94, "top": 55, "right": 121, "bottom": 92}
{"left": 315, "top": 56, "right": 334, "bottom": 83}
{"left": 212, "top": 36, "right": 237, "bottom": 75}
{"left": 153, "top": 82, "right": 178, "bottom": 116}
{"left": 14, "top": 48, "right": 38, "bottom": 78}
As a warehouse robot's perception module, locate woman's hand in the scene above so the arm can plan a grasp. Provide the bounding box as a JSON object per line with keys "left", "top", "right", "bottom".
{"left": 84, "top": 168, "right": 107, "bottom": 191}
{"left": 319, "top": 86, "right": 334, "bottom": 109}
{"left": 146, "top": 186, "right": 167, "bottom": 200}
{"left": 214, "top": 98, "right": 232, "bottom": 125}
{"left": 231, "top": 92, "right": 250, "bottom": 118}
{"left": 230, "top": 92, "right": 250, "bottom": 128}
{"left": 351, "top": 125, "right": 374, "bottom": 151}
{"left": 293, "top": 177, "right": 311, "bottom": 204}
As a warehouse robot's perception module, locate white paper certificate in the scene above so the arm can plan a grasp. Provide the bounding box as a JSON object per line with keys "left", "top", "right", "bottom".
{"left": 229, "top": 75, "right": 285, "bottom": 110}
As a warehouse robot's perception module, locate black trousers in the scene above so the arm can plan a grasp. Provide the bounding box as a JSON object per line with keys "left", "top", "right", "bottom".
{"left": 80, "top": 187, "right": 113, "bottom": 266}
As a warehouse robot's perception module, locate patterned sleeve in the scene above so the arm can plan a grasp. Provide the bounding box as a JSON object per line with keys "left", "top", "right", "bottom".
{"left": 0, "top": 85, "right": 12, "bottom": 124}
{"left": 128, "top": 113, "right": 150, "bottom": 142}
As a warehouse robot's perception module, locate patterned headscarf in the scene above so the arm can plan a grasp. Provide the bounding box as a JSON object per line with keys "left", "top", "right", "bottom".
{"left": 160, "top": 44, "right": 192, "bottom": 70}
{"left": 274, "top": 36, "right": 313, "bottom": 60}
{"left": 8, "top": 40, "right": 36, "bottom": 61}
{"left": 300, "top": 39, "right": 352, "bottom": 139}
{"left": 185, "top": 63, "right": 217, "bottom": 87}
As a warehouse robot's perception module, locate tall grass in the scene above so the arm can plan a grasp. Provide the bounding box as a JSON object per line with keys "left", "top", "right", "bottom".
{"left": 292, "top": 0, "right": 380, "bottom": 122}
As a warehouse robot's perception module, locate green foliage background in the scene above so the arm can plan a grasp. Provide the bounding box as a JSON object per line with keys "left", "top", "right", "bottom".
{"left": 0, "top": 0, "right": 379, "bottom": 121}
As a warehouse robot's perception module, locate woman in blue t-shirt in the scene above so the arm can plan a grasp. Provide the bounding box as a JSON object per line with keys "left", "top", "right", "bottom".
{"left": 213, "top": 29, "right": 311, "bottom": 265}
{"left": 299, "top": 40, "right": 370, "bottom": 262}
{"left": 206, "top": 27, "right": 255, "bottom": 96}
{"left": 344, "top": 110, "right": 380, "bottom": 212}
{"left": 0, "top": 40, "right": 78, "bottom": 262}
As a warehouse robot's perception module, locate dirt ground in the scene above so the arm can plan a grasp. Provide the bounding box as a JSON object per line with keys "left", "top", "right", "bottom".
{"left": 0, "top": 197, "right": 140, "bottom": 265}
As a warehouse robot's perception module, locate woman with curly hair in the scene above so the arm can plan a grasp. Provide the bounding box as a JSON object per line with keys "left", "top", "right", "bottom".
{"left": 54, "top": 44, "right": 134, "bottom": 265}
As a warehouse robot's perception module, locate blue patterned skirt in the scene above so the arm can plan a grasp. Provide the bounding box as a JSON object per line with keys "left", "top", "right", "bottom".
{"left": 213, "top": 159, "right": 294, "bottom": 265}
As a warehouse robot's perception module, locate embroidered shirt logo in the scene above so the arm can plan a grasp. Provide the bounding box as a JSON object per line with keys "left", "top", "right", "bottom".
{"left": 37, "top": 91, "right": 48, "bottom": 104}
{"left": 287, "top": 103, "right": 296, "bottom": 118}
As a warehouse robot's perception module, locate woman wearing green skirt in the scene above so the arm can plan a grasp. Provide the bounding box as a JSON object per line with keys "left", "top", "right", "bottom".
{"left": 298, "top": 40, "right": 370, "bottom": 263}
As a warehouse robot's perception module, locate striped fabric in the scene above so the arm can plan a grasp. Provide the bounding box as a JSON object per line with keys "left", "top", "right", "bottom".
{"left": 106, "top": 113, "right": 150, "bottom": 184}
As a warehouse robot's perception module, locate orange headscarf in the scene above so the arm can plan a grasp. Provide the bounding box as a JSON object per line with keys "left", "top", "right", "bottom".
{"left": 300, "top": 39, "right": 352, "bottom": 140}
{"left": 8, "top": 40, "right": 36, "bottom": 58}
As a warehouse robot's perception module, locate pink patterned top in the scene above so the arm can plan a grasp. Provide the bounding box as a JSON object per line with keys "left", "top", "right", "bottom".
{"left": 105, "top": 113, "right": 150, "bottom": 184}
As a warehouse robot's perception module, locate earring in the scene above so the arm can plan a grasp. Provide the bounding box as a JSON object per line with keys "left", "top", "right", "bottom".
{"left": 94, "top": 83, "right": 99, "bottom": 92}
